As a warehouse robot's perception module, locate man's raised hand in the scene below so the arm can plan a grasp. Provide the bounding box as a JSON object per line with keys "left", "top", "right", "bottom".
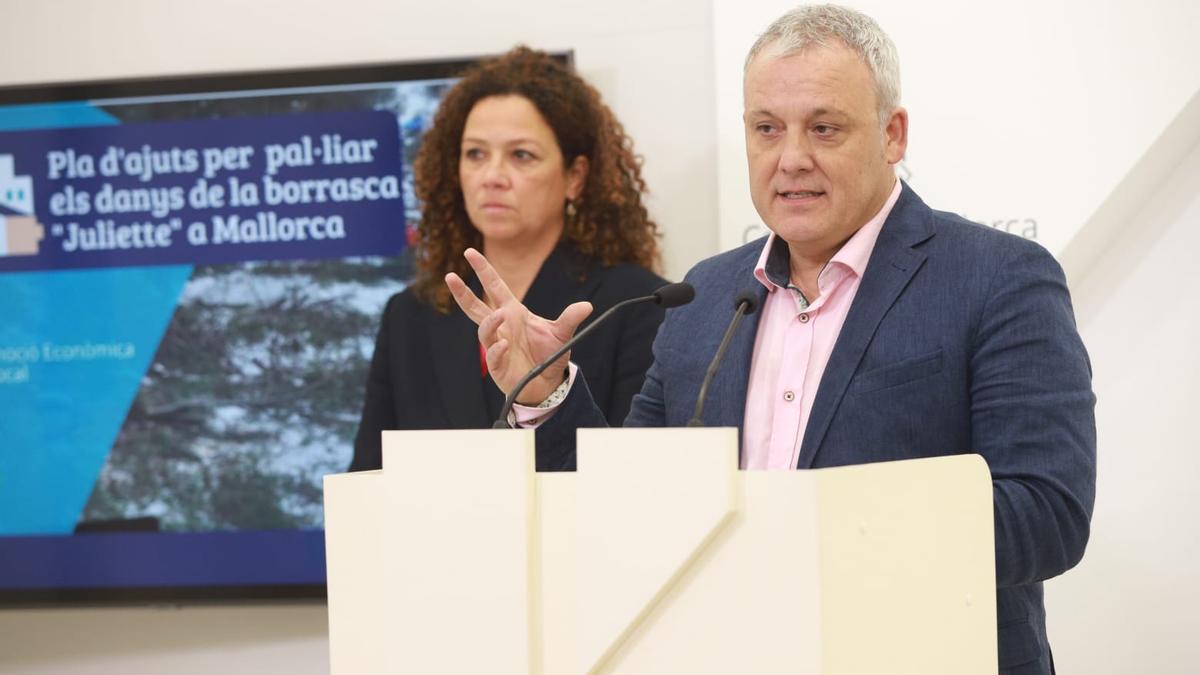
{"left": 445, "top": 248, "right": 592, "bottom": 404}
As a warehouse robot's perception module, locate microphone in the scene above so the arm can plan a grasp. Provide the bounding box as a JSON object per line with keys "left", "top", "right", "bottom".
{"left": 687, "top": 291, "right": 758, "bottom": 427}
{"left": 493, "top": 282, "right": 695, "bottom": 428}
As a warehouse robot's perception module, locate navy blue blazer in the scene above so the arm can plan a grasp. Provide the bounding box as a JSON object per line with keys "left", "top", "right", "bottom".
{"left": 538, "top": 184, "right": 1096, "bottom": 674}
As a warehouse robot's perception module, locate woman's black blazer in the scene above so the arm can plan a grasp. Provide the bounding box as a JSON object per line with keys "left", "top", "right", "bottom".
{"left": 350, "top": 246, "right": 668, "bottom": 471}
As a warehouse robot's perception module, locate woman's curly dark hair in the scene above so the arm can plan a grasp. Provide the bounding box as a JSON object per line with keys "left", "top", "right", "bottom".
{"left": 410, "top": 45, "right": 662, "bottom": 311}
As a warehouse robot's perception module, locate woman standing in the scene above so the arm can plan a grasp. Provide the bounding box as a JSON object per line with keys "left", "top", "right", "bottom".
{"left": 351, "top": 47, "right": 666, "bottom": 471}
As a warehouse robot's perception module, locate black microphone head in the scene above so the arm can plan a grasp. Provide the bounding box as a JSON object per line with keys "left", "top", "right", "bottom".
{"left": 735, "top": 290, "right": 759, "bottom": 316}
{"left": 653, "top": 282, "right": 695, "bottom": 308}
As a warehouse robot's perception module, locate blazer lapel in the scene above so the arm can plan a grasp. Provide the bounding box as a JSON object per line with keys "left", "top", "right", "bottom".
{"left": 797, "top": 185, "right": 934, "bottom": 469}
{"left": 698, "top": 245, "right": 769, "bottom": 437}
{"left": 429, "top": 281, "right": 492, "bottom": 429}
{"left": 712, "top": 288, "right": 769, "bottom": 438}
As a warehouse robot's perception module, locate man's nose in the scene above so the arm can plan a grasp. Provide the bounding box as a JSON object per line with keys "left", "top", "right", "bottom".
{"left": 778, "top": 131, "right": 815, "bottom": 174}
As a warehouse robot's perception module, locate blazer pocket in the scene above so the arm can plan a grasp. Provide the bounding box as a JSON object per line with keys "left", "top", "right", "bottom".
{"left": 850, "top": 348, "right": 944, "bottom": 394}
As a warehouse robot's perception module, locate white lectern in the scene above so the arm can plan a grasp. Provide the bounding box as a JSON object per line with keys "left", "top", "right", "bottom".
{"left": 324, "top": 427, "right": 997, "bottom": 674}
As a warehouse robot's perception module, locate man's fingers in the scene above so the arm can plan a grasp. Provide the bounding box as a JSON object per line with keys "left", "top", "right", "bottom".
{"left": 478, "top": 307, "right": 506, "bottom": 346}
{"left": 486, "top": 338, "right": 509, "bottom": 366}
{"left": 552, "top": 301, "right": 593, "bottom": 341}
{"left": 464, "top": 248, "right": 518, "bottom": 306}
{"left": 445, "top": 272, "right": 491, "bottom": 324}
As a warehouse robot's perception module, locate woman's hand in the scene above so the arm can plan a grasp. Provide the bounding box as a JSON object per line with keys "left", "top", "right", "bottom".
{"left": 446, "top": 248, "right": 592, "bottom": 404}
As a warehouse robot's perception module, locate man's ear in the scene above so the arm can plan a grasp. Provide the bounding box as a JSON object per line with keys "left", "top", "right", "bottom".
{"left": 883, "top": 106, "right": 908, "bottom": 164}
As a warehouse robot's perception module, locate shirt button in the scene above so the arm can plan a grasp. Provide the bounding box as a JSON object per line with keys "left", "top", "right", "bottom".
{"left": 799, "top": 313, "right": 810, "bottom": 323}
{"left": 783, "top": 390, "right": 795, "bottom": 402}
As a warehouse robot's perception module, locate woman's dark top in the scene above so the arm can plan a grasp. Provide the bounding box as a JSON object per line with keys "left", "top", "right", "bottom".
{"left": 350, "top": 246, "right": 668, "bottom": 471}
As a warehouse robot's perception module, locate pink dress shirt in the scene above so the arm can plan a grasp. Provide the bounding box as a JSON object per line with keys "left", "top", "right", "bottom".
{"left": 740, "top": 179, "right": 901, "bottom": 470}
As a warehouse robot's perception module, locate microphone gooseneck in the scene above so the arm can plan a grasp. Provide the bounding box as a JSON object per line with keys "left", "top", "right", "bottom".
{"left": 492, "top": 282, "right": 695, "bottom": 428}
{"left": 687, "top": 291, "right": 759, "bottom": 427}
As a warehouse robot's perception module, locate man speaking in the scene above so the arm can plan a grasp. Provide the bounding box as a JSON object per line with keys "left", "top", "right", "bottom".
{"left": 447, "top": 5, "right": 1095, "bottom": 673}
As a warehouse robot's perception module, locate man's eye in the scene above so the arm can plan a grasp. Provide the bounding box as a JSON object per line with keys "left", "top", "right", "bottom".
{"left": 756, "top": 123, "right": 777, "bottom": 135}
{"left": 813, "top": 124, "right": 837, "bottom": 136}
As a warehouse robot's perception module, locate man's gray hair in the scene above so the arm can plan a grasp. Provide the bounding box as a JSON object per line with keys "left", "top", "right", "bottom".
{"left": 746, "top": 4, "right": 901, "bottom": 124}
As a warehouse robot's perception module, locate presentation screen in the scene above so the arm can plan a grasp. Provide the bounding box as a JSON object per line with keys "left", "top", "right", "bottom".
{"left": 0, "top": 57, "right": 483, "bottom": 604}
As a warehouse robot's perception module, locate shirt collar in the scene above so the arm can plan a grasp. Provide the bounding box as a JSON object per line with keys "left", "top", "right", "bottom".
{"left": 753, "top": 178, "right": 904, "bottom": 292}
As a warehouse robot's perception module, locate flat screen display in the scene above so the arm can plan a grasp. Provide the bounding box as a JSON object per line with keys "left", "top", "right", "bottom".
{"left": 0, "top": 57, "right": 488, "bottom": 604}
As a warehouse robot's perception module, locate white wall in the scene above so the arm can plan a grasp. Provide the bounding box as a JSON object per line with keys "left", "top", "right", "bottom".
{"left": 0, "top": 605, "right": 328, "bottom": 675}
{"left": 712, "top": 0, "right": 1200, "bottom": 257}
{"left": 1046, "top": 112, "right": 1200, "bottom": 673}
{"left": 0, "top": 1, "right": 716, "bottom": 673}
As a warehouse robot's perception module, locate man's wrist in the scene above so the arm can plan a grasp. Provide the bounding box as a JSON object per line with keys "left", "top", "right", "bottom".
{"left": 510, "top": 363, "right": 577, "bottom": 429}
{"left": 532, "top": 370, "right": 571, "bottom": 409}
{"left": 515, "top": 367, "right": 570, "bottom": 406}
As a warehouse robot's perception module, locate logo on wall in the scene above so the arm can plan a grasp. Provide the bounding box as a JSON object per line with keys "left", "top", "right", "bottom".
{"left": 735, "top": 159, "right": 1039, "bottom": 244}
{"left": 895, "top": 159, "right": 1040, "bottom": 240}
{"left": 0, "top": 155, "right": 46, "bottom": 257}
